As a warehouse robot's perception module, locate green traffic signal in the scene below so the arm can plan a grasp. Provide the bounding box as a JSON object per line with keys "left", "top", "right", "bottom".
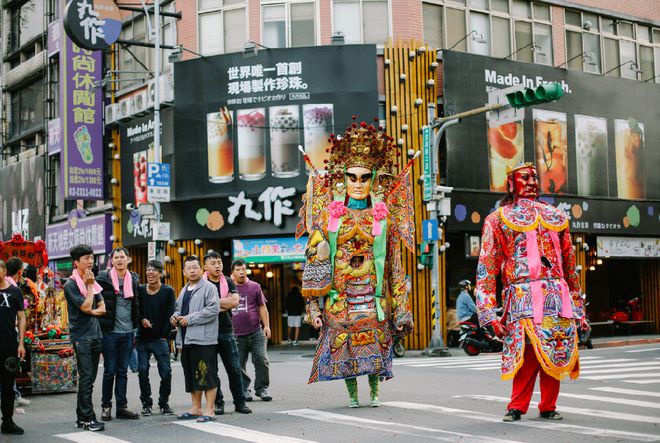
{"left": 417, "top": 242, "right": 434, "bottom": 268}
{"left": 506, "top": 82, "right": 564, "bottom": 109}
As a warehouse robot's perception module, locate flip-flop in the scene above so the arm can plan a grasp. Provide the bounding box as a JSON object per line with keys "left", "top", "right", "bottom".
{"left": 177, "top": 412, "right": 200, "bottom": 420}
{"left": 196, "top": 415, "right": 217, "bottom": 423}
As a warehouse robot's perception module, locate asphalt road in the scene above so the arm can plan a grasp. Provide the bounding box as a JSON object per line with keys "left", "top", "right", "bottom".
{"left": 6, "top": 342, "right": 660, "bottom": 443}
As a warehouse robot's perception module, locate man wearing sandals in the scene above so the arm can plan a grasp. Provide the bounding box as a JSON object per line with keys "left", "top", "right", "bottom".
{"left": 170, "top": 256, "right": 220, "bottom": 423}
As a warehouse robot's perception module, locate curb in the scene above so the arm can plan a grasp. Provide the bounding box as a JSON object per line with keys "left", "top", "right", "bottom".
{"left": 591, "top": 337, "right": 660, "bottom": 349}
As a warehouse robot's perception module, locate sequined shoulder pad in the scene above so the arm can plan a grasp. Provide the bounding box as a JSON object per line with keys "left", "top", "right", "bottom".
{"left": 499, "top": 201, "right": 568, "bottom": 232}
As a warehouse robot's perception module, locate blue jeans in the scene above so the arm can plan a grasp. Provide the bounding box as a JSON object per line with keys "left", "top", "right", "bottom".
{"left": 129, "top": 347, "right": 138, "bottom": 372}
{"left": 236, "top": 330, "right": 269, "bottom": 394}
{"left": 136, "top": 339, "right": 172, "bottom": 407}
{"left": 101, "top": 332, "right": 133, "bottom": 408}
{"left": 216, "top": 332, "right": 246, "bottom": 406}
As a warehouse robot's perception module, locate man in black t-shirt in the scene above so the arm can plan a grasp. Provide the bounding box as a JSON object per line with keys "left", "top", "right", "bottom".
{"left": 136, "top": 260, "right": 176, "bottom": 417}
{"left": 0, "top": 259, "right": 26, "bottom": 435}
{"left": 64, "top": 244, "right": 106, "bottom": 432}
{"left": 203, "top": 252, "right": 251, "bottom": 415}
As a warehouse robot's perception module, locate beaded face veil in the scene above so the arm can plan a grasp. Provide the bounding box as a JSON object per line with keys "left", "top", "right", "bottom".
{"left": 324, "top": 117, "right": 398, "bottom": 199}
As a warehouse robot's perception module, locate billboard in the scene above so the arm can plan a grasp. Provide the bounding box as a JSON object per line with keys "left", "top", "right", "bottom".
{"left": 442, "top": 51, "right": 660, "bottom": 201}
{"left": 173, "top": 44, "right": 379, "bottom": 199}
{"left": 0, "top": 156, "right": 46, "bottom": 241}
{"left": 60, "top": 35, "right": 104, "bottom": 200}
{"left": 233, "top": 237, "right": 307, "bottom": 263}
{"left": 448, "top": 190, "right": 660, "bottom": 236}
{"left": 119, "top": 109, "right": 174, "bottom": 206}
{"left": 46, "top": 212, "right": 112, "bottom": 259}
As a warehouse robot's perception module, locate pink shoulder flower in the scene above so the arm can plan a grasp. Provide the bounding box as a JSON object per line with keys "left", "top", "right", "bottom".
{"left": 328, "top": 201, "right": 347, "bottom": 218}
{"left": 372, "top": 201, "right": 389, "bottom": 221}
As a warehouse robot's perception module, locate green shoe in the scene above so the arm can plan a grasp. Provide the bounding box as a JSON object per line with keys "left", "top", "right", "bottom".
{"left": 370, "top": 397, "right": 381, "bottom": 407}
{"left": 349, "top": 399, "right": 360, "bottom": 408}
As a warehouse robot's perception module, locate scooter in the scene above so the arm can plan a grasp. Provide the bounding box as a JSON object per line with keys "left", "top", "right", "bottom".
{"left": 458, "top": 319, "right": 503, "bottom": 356}
{"left": 393, "top": 334, "right": 406, "bottom": 358}
{"left": 578, "top": 297, "right": 593, "bottom": 349}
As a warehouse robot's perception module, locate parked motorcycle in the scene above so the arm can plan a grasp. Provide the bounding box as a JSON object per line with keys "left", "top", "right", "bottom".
{"left": 610, "top": 296, "right": 643, "bottom": 332}
{"left": 393, "top": 334, "right": 406, "bottom": 358}
{"left": 458, "top": 319, "right": 503, "bottom": 356}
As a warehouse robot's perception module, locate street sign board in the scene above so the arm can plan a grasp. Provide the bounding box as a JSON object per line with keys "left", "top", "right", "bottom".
{"left": 147, "top": 162, "right": 171, "bottom": 202}
{"left": 147, "top": 241, "right": 156, "bottom": 261}
{"left": 423, "top": 218, "right": 439, "bottom": 241}
{"left": 487, "top": 85, "right": 525, "bottom": 126}
{"left": 422, "top": 126, "right": 432, "bottom": 202}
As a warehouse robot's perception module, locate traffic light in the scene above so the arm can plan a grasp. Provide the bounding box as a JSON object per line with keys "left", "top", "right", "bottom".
{"left": 417, "top": 242, "right": 434, "bottom": 268}
{"left": 506, "top": 82, "right": 564, "bottom": 109}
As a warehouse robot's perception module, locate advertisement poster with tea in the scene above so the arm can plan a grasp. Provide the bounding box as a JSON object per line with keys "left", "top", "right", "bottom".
{"left": 442, "top": 51, "right": 660, "bottom": 202}
{"left": 173, "top": 45, "right": 379, "bottom": 199}
{"left": 0, "top": 156, "right": 46, "bottom": 241}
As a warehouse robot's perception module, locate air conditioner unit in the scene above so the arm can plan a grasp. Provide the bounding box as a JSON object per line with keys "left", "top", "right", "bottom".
{"left": 132, "top": 91, "right": 148, "bottom": 116}
{"left": 105, "top": 103, "right": 119, "bottom": 125}
{"left": 147, "top": 74, "right": 174, "bottom": 108}
{"left": 117, "top": 98, "right": 134, "bottom": 121}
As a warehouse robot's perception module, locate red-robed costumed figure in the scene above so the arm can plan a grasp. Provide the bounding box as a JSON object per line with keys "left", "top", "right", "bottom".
{"left": 475, "top": 162, "right": 590, "bottom": 422}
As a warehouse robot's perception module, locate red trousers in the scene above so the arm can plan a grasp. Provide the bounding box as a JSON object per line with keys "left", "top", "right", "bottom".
{"left": 507, "top": 345, "right": 560, "bottom": 414}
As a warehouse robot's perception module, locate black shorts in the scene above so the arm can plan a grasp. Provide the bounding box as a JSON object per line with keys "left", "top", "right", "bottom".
{"left": 181, "top": 344, "right": 219, "bottom": 393}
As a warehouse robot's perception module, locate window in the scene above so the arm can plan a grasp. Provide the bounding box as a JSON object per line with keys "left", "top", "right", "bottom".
{"left": 563, "top": 10, "right": 659, "bottom": 80}
{"left": 422, "top": 1, "right": 552, "bottom": 65}
{"left": 9, "top": 80, "right": 45, "bottom": 140}
{"left": 119, "top": 7, "right": 177, "bottom": 91}
{"left": 333, "top": 0, "right": 389, "bottom": 45}
{"left": 262, "top": 2, "right": 316, "bottom": 48}
{"left": 198, "top": 0, "right": 246, "bottom": 55}
{"left": 423, "top": 3, "right": 443, "bottom": 49}
{"left": 8, "top": 1, "right": 45, "bottom": 52}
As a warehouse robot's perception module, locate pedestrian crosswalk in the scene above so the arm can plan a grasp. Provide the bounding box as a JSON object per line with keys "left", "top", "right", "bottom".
{"left": 394, "top": 354, "right": 660, "bottom": 384}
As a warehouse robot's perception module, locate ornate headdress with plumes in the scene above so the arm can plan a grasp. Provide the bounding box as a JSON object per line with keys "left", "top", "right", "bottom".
{"left": 323, "top": 117, "right": 398, "bottom": 187}
{"left": 505, "top": 161, "right": 535, "bottom": 176}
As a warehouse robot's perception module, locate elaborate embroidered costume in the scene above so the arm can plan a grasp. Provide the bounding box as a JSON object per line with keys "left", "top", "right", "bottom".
{"left": 476, "top": 162, "right": 587, "bottom": 421}
{"left": 297, "top": 118, "right": 414, "bottom": 407}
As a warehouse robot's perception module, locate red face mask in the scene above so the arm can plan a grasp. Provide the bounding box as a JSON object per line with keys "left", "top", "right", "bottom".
{"left": 509, "top": 166, "right": 539, "bottom": 199}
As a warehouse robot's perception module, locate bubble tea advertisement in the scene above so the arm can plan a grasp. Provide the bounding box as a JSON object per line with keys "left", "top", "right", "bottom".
{"left": 442, "top": 51, "right": 660, "bottom": 203}
{"left": 173, "top": 45, "right": 378, "bottom": 198}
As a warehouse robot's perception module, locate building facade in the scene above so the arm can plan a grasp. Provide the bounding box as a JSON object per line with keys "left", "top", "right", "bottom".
{"left": 1, "top": 0, "right": 658, "bottom": 346}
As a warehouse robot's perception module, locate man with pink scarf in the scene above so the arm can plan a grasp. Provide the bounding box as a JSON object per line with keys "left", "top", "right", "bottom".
{"left": 96, "top": 247, "right": 140, "bottom": 421}
{"left": 63, "top": 244, "right": 106, "bottom": 432}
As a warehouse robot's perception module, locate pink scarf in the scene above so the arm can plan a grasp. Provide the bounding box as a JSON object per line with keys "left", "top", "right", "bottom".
{"left": 5, "top": 276, "right": 16, "bottom": 286}
{"left": 71, "top": 269, "right": 103, "bottom": 297}
{"left": 203, "top": 272, "right": 229, "bottom": 298}
{"left": 110, "top": 268, "right": 134, "bottom": 299}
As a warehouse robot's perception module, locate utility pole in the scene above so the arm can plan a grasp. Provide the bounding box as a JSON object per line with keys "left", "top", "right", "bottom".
{"left": 423, "top": 118, "right": 459, "bottom": 357}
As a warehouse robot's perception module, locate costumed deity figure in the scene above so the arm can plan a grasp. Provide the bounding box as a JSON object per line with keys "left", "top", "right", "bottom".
{"left": 475, "top": 162, "right": 590, "bottom": 422}
{"left": 296, "top": 118, "right": 415, "bottom": 408}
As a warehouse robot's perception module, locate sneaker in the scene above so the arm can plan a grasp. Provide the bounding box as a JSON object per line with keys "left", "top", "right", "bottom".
{"left": 81, "top": 420, "right": 105, "bottom": 432}
{"left": 244, "top": 390, "right": 253, "bottom": 402}
{"left": 287, "top": 339, "right": 293, "bottom": 344}
{"left": 293, "top": 341, "right": 299, "bottom": 346}
{"left": 116, "top": 408, "right": 139, "bottom": 419}
{"left": 235, "top": 404, "right": 252, "bottom": 414}
{"left": 370, "top": 397, "right": 381, "bottom": 407}
{"left": 214, "top": 403, "right": 225, "bottom": 415}
{"left": 15, "top": 397, "right": 31, "bottom": 406}
{"left": 1, "top": 421, "right": 24, "bottom": 435}
{"left": 256, "top": 390, "right": 272, "bottom": 402}
{"left": 101, "top": 406, "right": 112, "bottom": 421}
{"left": 539, "top": 411, "right": 563, "bottom": 420}
{"left": 160, "top": 404, "right": 175, "bottom": 416}
{"left": 348, "top": 399, "right": 360, "bottom": 408}
{"left": 503, "top": 409, "right": 522, "bottom": 422}
{"left": 141, "top": 405, "right": 152, "bottom": 417}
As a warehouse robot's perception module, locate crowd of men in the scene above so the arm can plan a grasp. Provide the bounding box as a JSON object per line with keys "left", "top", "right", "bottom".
{"left": 0, "top": 244, "right": 273, "bottom": 435}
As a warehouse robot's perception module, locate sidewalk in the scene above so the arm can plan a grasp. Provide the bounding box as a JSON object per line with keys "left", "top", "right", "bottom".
{"left": 590, "top": 333, "right": 660, "bottom": 349}
{"left": 269, "top": 334, "right": 660, "bottom": 355}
